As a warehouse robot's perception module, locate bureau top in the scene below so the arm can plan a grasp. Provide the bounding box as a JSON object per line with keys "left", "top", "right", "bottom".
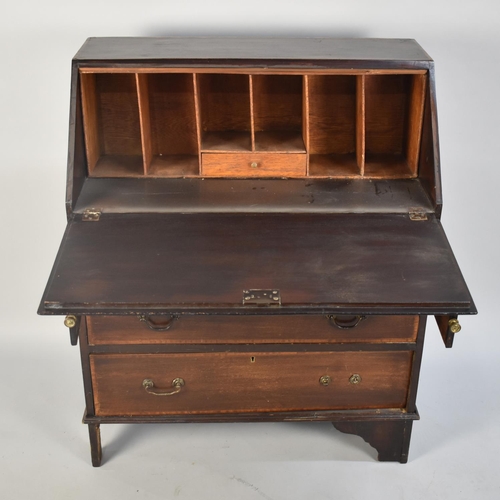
{"left": 74, "top": 37, "right": 432, "bottom": 65}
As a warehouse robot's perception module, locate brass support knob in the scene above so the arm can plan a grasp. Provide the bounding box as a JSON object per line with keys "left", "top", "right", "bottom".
{"left": 448, "top": 318, "right": 461, "bottom": 333}
{"left": 64, "top": 315, "right": 77, "bottom": 328}
{"left": 319, "top": 375, "right": 331, "bottom": 386}
{"left": 250, "top": 162, "right": 258, "bottom": 168}
{"left": 349, "top": 374, "right": 362, "bottom": 385}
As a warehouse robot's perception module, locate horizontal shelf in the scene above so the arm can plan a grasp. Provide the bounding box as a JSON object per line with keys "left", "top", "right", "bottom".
{"left": 74, "top": 177, "right": 435, "bottom": 214}
{"left": 309, "top": 154, "right": 359, "bottom": 178}
{"left": 92, "top": 155, "right": 144, "bottom": 178}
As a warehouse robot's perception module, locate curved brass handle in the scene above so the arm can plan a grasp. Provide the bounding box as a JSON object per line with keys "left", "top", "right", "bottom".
{"left": 139, "top": 314, "right": 178, "bottom": 331}
{"left": 328, "top": 315, "right": 366, "bottom": 329}
{"left": 142, "top": 378, "right": 185, "bottom": 396}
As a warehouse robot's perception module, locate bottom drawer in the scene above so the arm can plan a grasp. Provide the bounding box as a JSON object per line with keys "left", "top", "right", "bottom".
{"left": 90, "top": 351, "right": 412, "bottom": 416}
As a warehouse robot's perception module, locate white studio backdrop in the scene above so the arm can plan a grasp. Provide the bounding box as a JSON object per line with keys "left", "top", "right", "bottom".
{"left": 0, "top": 1, "right": 499, "bottom": 499}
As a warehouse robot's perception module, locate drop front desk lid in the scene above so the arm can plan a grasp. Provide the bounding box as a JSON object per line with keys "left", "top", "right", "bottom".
{"left": 39, "top": 212, "right": 475, "bottom": 316}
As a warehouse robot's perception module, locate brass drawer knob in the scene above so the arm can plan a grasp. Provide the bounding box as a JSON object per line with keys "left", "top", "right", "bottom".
{"left": 250, "top": 162, "right": 259, "bottom": 168}
{"left": 64, "top": 315, "right": 77, "bottom": 328}
{"left": 448, "top": 318, "right": 461, "bottom": 333}
{"left": 349, "top": 374, "right": 362, "bottom": 385}
{"left": 142, "top": 377, "right": 185, "bottom": 396}
{"left": 319, "top": 375, "right": 331, "bottom": 386}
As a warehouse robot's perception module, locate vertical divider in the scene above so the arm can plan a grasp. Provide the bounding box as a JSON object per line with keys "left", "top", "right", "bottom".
{"left": 136, "top": 73, "right": 152, "bottom": 175}
{"left": 303, "top": 75, "right": 310, "bottom": 175}
{"left": 193, "top": 73, "right": 203, "bottom": 174}
{"left": 80, "top": 73, "right": 100, "bottom": 174}
{"left": 249, "top": 75, "right": 256, "bottom": 152}
{"left": 356, "top": 75, "right": 366, "bottom": 176}
{"left": 406, "top": 74, "right": 427, "bottom": 177}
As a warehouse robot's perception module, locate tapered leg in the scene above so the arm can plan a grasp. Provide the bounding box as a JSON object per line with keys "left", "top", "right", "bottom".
{"left": 88, "top": 423, "right": 102, "bottom": 467}
{"left": 333, "top": 420, "right": 413, "bottom": 463}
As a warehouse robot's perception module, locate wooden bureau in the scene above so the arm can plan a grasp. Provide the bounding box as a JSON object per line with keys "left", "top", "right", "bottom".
{"left": 38, "top": 37, "right": 476, "bottom": 466}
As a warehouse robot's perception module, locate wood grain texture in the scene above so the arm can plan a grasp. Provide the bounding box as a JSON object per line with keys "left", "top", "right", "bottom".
{"left": 406, "top": 74, "right": 427, "bottom": 176}
{"left": 86, "top": 314, "right": 419, "bottom": 345}
{"left": 201, "top": 152, "right": 306, "bottom": 177}
{"left": 80, "top": 73, "right": 100, "bottom": 173}
{"left": 90, "top": 351, "right": 413, "bottom": 415}
{"left": 356, "top": 75, "right": 366, "bottom": 174}
{"left": 252, "top": 74, "right": 303, "bottom": 132}
{"left": 73, "top": 177, "right": 436, "bottom": 215}
{"left": 135, "top": 73, "right": 151, "bottom": 174}
{"left": 198, "top": 73, "right": 251, "bottom": 134}
{"left": 39, "top": 213, "right": 475, "bottom": 315}
{"left": 333, "top": 419, "right": 413, "bottom": 463}
{"left": 94, "top": 73, "right": 142, "bottom": 156}
{"left": 147, "top": 73, "right": 198, "bottom": 156}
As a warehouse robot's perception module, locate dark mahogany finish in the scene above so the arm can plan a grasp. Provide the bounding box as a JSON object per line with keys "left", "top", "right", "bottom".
{"left": 39, "top": 37, "right": 475, "bottom": 466}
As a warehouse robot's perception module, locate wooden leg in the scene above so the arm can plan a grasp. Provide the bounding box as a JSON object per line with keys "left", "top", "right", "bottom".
{"left": 88, "top": 423, "right": 102, "bottom": 467}
{"left": 333, "top": 420, "right": 413, "bottom": 463}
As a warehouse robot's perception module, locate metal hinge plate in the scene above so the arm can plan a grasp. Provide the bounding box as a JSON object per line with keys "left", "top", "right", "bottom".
{"left": 243, "top": 289, "right": 281, "bottom": 306}
{"left": 82, "top": 208, "right": 101, "bottom": 221}
{"left": 408, "top": 208, "right": 428, "bottom": 221}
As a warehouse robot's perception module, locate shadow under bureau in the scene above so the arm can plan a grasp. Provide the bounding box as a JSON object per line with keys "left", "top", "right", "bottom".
{"left": 38, "top": 37, "right": 476, "bottom": 466}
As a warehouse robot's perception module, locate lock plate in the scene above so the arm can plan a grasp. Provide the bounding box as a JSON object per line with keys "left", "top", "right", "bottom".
{"left": 243, "top": 289, "right": 281, "bottom": 306}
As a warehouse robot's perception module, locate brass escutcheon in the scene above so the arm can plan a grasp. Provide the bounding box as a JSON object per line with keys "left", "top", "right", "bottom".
{"left": 319, "top": 375, "right": 331, "bottom": 386}
{"left": 448, "top": 318, "right": 461, "bottom": 333}
{"left": 64, "top": 315, "right": 77, "bottom": 328}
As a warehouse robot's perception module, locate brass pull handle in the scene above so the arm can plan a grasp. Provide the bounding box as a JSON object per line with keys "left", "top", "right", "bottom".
{"left": 142, "top": 378, "right": 185, "bottom": 396}
{"left": 139, "top": 314, "right": 177, "bottom": 331}
{"left": 328, "top": 315, "right": 366, "bottom": 329}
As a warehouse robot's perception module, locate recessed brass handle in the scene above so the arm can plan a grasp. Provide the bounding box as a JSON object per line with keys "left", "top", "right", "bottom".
{"left": 139, "top": 314, "right": 178, "bottom": 331}
{"left": 142, "top": 378, "right": 185, "bottom": 396}
{"left": 448, "top": 318, "right": 461, "bottom": 333}
{"left": 64, "top": 315, "right": 77, "bottom": 328}
{"left": 328, "top": 315, "right": 366, "bottom": 329}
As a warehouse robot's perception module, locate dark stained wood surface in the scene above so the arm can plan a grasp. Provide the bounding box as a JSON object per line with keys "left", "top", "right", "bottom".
{"left": 40, "top": 213, "right": 475, "bottom": 315}
{"left": 73, "top": 178, "right": 435, "bottom": 214}
{"left": 74, "top": 38, "right": 432, "bottom": 63}
{"left": 86, "top": 314, "right": 419, "bottom": 345}
{"left": 90, "top": 351, "right": 412, "bottom": 415}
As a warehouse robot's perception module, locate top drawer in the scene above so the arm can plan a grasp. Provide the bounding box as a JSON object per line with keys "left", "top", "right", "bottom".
{"left": 86, "top": 315, "right": 419, "bottom": 345}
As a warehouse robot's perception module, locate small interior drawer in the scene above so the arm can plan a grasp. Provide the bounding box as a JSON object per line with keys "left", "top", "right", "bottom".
{"left": 201, "top": 152, "right": 306, "bottom": 177}
{"left": 90, "top": 351, "right": 413, "bottom": 416}
{"left": 86, "top": 315, "right": 419, "bottom": 345}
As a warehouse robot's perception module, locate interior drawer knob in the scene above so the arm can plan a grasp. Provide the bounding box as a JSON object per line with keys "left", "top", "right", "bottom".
{"left": 349, "top": 374, "right": 362, "bottom": 385}
{"left": 448, "top": 318, "right": 461, "bottom": 333}
{"left": 328, "top": 315, "right": 366, "bottom": 329}
{"left": 250, "top": 161, "right": 259, "bottom": 168}
{"left": 139, "top": 314, "right": 178, "bottom": 331}
{"left": 142, "top": 377, "right": 185, "bottom": 396}
{"left": 319, "top": 375, "right": 331, "bottom": 386}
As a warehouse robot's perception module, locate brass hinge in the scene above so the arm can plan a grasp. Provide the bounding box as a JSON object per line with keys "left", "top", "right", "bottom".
{"left": 243, "top": 289, "right": 281, "bottom": 306}
{"left": 408, "top": 208, "right": 428, "bottom": 221}
{"left": 82, "top": 208, "right": 101, "bottom": 221}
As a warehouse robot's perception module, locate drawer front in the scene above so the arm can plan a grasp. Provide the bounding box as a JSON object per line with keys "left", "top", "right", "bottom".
{"left": 87, "top": 315, "right": 419, "bottom": 345}
{"left": 91, "top": 351, "right": 413, "bottom": 416}
{"left": 201, "top": 152, "right": 306, "bottom": 177}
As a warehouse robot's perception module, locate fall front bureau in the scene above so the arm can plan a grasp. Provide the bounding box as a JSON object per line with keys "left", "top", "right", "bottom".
{"left": 38, "top": 37, "right": 476, "bottom": 466}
